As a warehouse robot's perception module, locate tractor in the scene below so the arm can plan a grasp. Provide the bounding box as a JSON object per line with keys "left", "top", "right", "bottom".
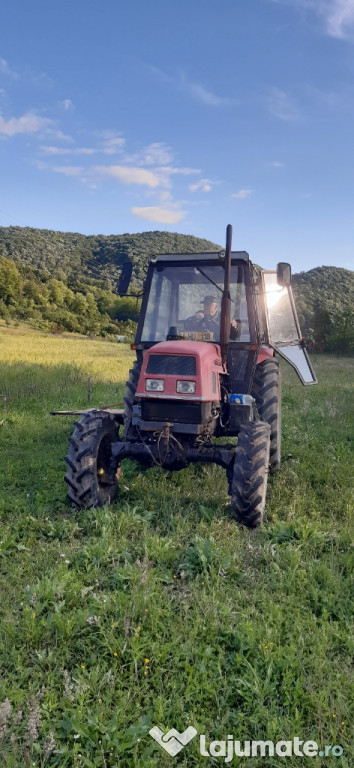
{"left": 56, "top": 225, "right": 317, "bottom": 528}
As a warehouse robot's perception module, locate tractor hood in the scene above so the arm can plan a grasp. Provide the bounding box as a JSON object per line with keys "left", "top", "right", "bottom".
{"left": 135, "top": 341, "right": 223, "bottom": 402}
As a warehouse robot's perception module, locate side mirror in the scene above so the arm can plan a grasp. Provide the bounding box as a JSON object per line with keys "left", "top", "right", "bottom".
{"left": 277, "top": 262, "right": 291, "bottom": 287}
{"left": 117, "top": 262, "right": 133, "bottom": 296}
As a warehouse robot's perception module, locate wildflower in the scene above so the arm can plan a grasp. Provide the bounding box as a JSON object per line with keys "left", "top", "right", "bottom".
{"left": 81, "top": 665, "right": 86, "bottom": 669}
{"left": 14, "top": 709, "right": 23, "bottom": 726}
{"left": 0, "top": 698, "right": 12, "bottom": 739}
{"left": 74, "top": 733, "right": 80, "bottom": 739}
{"left": 62, "top": 669, "right": 74, "bottom": 701}
{"left": 144, "top": 658, "right": 149, "bottom": 664}
{"left": 86, "top": 615, "right": 100, "bottom": 626}
{"left": 25, "top": 695, "right": 42, "bottom": 745}
{"left": 43, "top": 731, "right": 56, "bottom": 757}
{"left": 113, "top": 652, "right": 118, "bottom": 657}
{"left": 332, "top": 714, "right": 336, "bottom": 718}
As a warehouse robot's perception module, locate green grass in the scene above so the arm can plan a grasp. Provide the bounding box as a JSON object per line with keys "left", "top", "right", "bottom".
{"left": 0, "top": 326, "right": 352, "bottom": 767}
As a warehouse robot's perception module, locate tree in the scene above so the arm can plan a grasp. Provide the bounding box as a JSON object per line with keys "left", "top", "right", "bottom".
{"left": 0, "top": 257, "right": 21, "bottom": 305}
{"left": 327, "top": 309, "right": 354, "bottom": 355}
{"left": 312, "top": 304, "right": 333, "bottom": 352}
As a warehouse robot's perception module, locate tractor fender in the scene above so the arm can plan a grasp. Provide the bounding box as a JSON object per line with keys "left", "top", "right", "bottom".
{"left": 257, "top": 345, "right": 274, "bottom": 365}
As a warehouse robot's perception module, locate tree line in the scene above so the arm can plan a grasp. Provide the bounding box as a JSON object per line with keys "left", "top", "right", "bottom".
{"left": 0, "top": 226, "right": 352, "bottom": 351}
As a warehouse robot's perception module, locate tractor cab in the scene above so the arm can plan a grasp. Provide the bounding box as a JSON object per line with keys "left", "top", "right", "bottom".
{"left": 132, "top": 248, "right": 316, "bottom": 393}
{"left": 134, "top": 252, "right": 260, "bottom": 397}
{"left": 136, "top": 253, "right": 253, "bottom": 345}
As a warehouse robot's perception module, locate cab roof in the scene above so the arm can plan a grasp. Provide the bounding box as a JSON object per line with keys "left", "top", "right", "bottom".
{"left": 150, "top": 250, "right": 249, "bottom": 263}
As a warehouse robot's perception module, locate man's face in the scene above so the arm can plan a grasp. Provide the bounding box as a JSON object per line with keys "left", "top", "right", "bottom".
{"left": 205, "top": 301, "right": 218, "bottom": 317}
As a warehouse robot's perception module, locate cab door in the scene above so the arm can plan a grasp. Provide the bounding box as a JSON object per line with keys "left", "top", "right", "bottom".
{"left": 262, "top": 271, "right": 317, "bottom": 385}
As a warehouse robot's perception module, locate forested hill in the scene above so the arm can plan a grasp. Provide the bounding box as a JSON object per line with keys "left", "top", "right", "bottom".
{"left": 0, "top": 226, "right": 220, "bottom": 337}
{"left": 292, "top": 266, "right": 353, "bottom": 340}
{"left": 0, "top": 226, "right": 219, "bottom": 287}
{"left": 0, "top": 225, "right": 353, "bottom": 351}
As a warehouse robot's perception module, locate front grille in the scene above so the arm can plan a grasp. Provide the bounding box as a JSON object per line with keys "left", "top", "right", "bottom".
{"left": 146, "top": 354, "right": 196, "bottom": 376}
{"left": 141, "top": 399, "right": 202, "bottom": 423}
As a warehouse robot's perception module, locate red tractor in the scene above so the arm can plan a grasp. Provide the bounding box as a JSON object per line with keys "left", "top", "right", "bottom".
{"left": 60, "top": 226, "right": 317, "bottom": 528}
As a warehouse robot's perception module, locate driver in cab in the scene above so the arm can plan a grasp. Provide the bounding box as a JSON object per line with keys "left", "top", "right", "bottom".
{"left": 185, "top": 295, "right": 239, "bottom": 339}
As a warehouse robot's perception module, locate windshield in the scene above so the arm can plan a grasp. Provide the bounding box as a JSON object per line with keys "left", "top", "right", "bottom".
{"left": 141, "top": 263, "right": 250, "bottom": 343}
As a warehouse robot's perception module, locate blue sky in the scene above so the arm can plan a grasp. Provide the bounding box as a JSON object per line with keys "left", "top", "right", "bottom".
{"left": 0, "top": 0, "right": 353, "bottom": 271}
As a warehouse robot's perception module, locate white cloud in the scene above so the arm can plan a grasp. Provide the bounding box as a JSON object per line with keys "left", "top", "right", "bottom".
{"left": 60, "top": 99, "right": 73, "bottom": 111}
{"left": 164, "top": 166, "right": 201, "bottom": 176}
{"left": 325, "top": 0, "right": 354, "bottom": 38}
{"left": 180, "top": 76, "right": 234, "bottom": 106}
{"left": 149, "top": 165, "right": 201, "bottom": 190}
{"left": 46, "top": 129, "right": 74, "bottom": 142}
{"left": 53, "top": 166, "right": 83, "bottom": 176}
{"left": 267, "top": 87, "right": 300, "bottom": 120}
{"left": 0, "top": 111, "right": 53, "bottom": 136}
{"left": 124, "top": 142, "right": 175, "bottom": 167}
{"left": 270, "top": 1, "right": 354, "bottom": 40}
{"left": 40, "top": 145, "right": 96, "bottom": 155}
{"left": 149, "top": 64, "right": 235, "bottom": 106}
{"left": 99, "top": 130, "right": 126, "bottom": 154}
{"left": 269, "top": 160, "right": 284, "bottom": 167}
{"left": 189, "top": 178, "right": 217, "bottom": 192}
{"left": 231, "top": 189, "right": 252, "bottom": 199}
{"left": 93, "top": 164, "right": 160, "bottom": 187}
{"left": 140, "top": 142, "right": 174, "bottom": 166}
{"left": 131, "top": 206, "right": 186, "bottom": 224}
{"left": 0, "top": 57, "right": 17, "bottom": 78}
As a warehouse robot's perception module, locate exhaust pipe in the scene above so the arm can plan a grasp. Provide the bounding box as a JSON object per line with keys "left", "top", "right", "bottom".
{"left": 220, "top": 224, "right": 232, "bottom": 367}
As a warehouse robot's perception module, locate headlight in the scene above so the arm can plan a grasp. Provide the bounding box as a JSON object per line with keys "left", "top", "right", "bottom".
{"left": 145, "top": 378, "right": 164, "bottom": 392}
{"left": 176, "top": 380, "right": 196, "bottom": 394}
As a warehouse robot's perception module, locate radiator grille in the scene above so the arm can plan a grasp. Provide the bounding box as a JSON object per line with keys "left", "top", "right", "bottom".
{"left": 146, "top": 354, "right": 196, "bottom": 376}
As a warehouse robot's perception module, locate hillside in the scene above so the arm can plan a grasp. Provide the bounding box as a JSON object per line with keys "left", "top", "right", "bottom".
{"left": 0, "top": 226, "right": 219, "bottom": 287}
{"left": 0, "top": 227, "right": 219, "bottom": 337}
{"left": 292, "top": 266, "right": 353, "bottom": 335}
{"left": 0, "top": 225, "right": 353, "bottom": 350}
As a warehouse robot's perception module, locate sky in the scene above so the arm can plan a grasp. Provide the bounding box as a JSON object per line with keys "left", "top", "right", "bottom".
{"left": 0, "top": 0, "right": 353, "bottom": 272}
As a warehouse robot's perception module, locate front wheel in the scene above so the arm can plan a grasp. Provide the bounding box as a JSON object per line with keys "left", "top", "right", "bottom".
{"left": 230, "top": 422, "right": 270, "bottom": 528}
{"left": 64, "top": 411, "right": 121, "bottom": 509}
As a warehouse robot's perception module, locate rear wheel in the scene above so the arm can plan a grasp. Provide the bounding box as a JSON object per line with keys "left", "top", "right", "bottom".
{"left": 231, "top": 421, "right": 270, "bottom": 528}
{"left": 64, "top": 411, "right": 121, "bottom": 509}
{"left": 252, "top": 358, "right": 281, "bottom": 471}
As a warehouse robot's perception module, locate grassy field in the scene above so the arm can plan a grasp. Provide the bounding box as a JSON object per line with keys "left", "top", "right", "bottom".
{"left": 0, "top": 325, "right": 352, "bottom": 767}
